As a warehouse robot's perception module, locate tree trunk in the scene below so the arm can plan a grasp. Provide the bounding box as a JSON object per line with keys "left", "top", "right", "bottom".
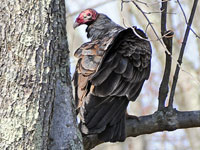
{"left": 0, "top": 0, "right": 83, "bottom": 149}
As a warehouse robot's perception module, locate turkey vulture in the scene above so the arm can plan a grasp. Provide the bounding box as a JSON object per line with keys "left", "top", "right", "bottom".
{"left": 73, "top": 8, "right": 152, "bottom": 142}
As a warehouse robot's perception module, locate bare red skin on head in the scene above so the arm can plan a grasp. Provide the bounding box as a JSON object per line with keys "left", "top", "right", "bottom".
{"left": 75, "top": 9, "right": 99, "bottom": 25}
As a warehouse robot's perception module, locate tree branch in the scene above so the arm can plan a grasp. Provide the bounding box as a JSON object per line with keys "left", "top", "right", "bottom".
{"left": 161, "top": 0, "right": 167, "bottom": 35}
{"left": 158, "top": 0, "right": 174, "bottom": 110}
{"left": 177, "top": 0, "right": 200, "bottom": 39}
{"left": 168, "top": 0, "right": 199, "bottom": 107}
{"left": 83, "top": 109, "right": 200, "bottom": 150}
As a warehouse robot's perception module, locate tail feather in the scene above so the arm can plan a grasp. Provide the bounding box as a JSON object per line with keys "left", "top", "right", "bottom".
{"left": 94, "top": 97, "right": 126, "bottom": 129}
{"left": 110, "top": 99, "right": 128, "bottom": 125}
{"left": 80, "top": 94, "right": 129, "bottom": 142}
{"left": 98, "top": 115, "right": 126, "bottom": 142}
{"left": 83, "top": 96, "right": 114, "bottom": 124}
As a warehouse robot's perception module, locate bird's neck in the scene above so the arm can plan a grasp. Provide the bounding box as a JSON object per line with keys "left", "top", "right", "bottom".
{"left": 86, "top": 14, "right": 124, "bottom": 40}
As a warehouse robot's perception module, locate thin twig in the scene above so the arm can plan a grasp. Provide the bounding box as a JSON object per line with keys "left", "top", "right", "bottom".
{"left": 177, "top": 0, "right": 200, "bottom": 39}
{"left": 143, "top": 10, "right": 175, "bottom": 15}
{"left": 124, "top": 0, "right": 171, "bottom": 7}
{"left": 122, "top": 1, "right": 156, "bottom": 39}
{"left": 168, "top": 0, "right": 199, "bottom": 108}
{"left": 135, "top": 0, "right": 149, "bottom": 6}
{"left": 145, "top": 22, "right": 151, "bottom": 34}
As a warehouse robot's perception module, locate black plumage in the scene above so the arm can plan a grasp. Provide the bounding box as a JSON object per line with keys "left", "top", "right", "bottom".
{"left": 73, "top": 9, "right": 152, "bottom": 142}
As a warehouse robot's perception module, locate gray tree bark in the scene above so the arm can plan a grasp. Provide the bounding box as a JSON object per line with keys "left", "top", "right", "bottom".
{"left": 0, "top": 0, "right": 83, "bottom": 150}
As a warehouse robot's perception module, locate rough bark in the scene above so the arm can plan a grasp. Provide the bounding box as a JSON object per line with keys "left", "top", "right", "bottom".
{"left": 0, "top": 0, "right": 83, "bottom": 150}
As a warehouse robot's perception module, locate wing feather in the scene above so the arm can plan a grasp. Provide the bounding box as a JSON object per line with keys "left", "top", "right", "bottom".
{"left": 90, "top": 54, "right": 120, "bottom": 86}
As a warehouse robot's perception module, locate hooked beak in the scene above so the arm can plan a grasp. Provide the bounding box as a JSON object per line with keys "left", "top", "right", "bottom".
{"left": 73, "top": 22, "right": 80, "bottom": 29}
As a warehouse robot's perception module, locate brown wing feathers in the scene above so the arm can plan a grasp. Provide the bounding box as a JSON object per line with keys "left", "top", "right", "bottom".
{"left": 73, "top": 27, "right": 151, "bottom": 142}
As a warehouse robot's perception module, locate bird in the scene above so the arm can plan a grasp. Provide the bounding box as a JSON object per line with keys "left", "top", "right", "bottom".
{"left": 73, "top": 8, "right": 152, "bottom": 142}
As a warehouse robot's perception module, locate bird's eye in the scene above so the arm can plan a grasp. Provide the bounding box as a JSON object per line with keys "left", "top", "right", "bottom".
{"left": 87, "top": 13, "right": 91, "bottom": 16}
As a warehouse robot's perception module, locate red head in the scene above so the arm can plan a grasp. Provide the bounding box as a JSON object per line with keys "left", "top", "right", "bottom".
{"left": 73, "top": 9, "right": 99, "bottom": 29}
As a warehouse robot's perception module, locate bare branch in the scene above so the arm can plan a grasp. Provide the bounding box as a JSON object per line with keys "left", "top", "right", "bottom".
{"left": 161, "top": 0, "right": 167, "bottom": 35}
{"left": 177, "top": 0, "right": 200, "bottom": 39}
{"left": 124, "top": 0, "right": 171, "bottom": 7}
{"left": 158, "top": 31, "right": 173, "bottom": 110}
{"left": 83, "top": 109, "right": 200, "bottom": 150}
{"left": 168, "top": 0, "right": 199, "bottom": 108}
{"left": 143, "top": 10, "right": 175, "bottom": 15}
{"left": 158, "top": 0, "right": 173, "bottom": 110}
{"left": 129, "top": 0, "right": 164, "bottom": 44}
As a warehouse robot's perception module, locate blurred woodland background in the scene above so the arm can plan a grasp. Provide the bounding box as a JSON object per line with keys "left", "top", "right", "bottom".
{"left": 66, "top": 0, "right": 200, "bottom": 150}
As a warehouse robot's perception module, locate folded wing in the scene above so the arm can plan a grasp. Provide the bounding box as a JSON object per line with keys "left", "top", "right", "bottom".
{"left": 73, "top": 27, "right": 151, "bottom": 142}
